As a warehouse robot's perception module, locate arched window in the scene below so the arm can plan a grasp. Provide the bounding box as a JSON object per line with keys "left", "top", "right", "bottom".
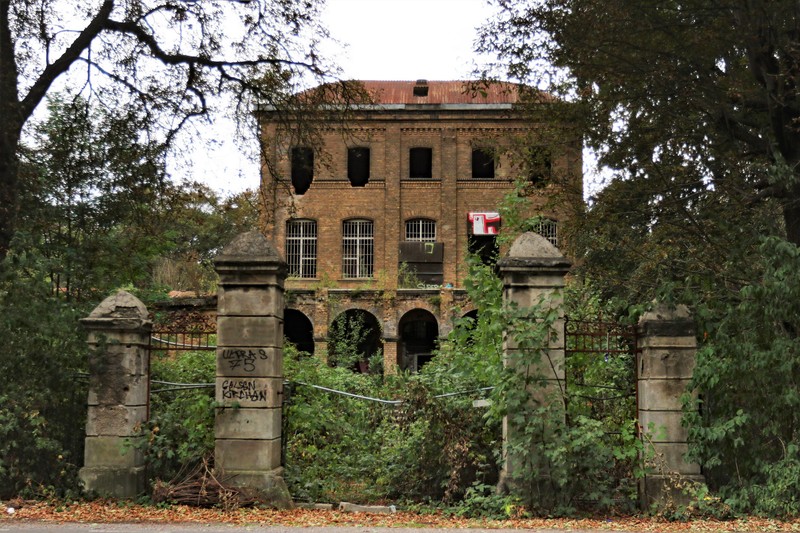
{"left": 285, "top": 219, "right": 317, "bottom": 278}
{"left": 342, "top": 219, "right": 374, "bottom": 278}
{"left": 532, "top": 218, "right": 558, "bottom": 247}
{"left": 405, "top": 218, "right": 436, "bottom": 242}
{"left": 290, "top": 147, "right": 314, "bottom": 194}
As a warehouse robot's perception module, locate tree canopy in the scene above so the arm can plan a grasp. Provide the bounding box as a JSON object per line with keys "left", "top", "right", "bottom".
{"left": 0, "top": 0, "right": 352, "bottom": 261}
{"left": 477, "top": 0, "right": 800, "bottom": 512}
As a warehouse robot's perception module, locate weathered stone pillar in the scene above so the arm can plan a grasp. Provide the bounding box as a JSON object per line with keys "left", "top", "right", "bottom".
{"left": 213, "top": 231, "right": 291, "bottom": 507}
{"left": 79, "top": 290, "right": 151, "bottom": 498}
{"left": 637, "top": 304, "right": 704, "bottom": 508}
{"left": 497, "top": 232, "right": 570, "bottom": 495}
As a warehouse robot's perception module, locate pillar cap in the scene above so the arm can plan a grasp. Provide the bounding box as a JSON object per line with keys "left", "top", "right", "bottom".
{"left": 214, "top": 231, "right": 287, "bottom": 277}
{"left": 497, "top": 232, "right": 571, "bottom": 271}
{"left": 638, "top": 303, "right": 694, "bottom": 337}
{"left": 81, "top": 290, "right": 151, "bottom": 331}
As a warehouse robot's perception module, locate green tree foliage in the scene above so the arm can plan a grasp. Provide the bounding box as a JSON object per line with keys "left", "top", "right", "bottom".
{"left": 478, "top": 0, "right": 800, "bottom": 515}
{"left": 0, "top": 263, "right": 88, "bottom": 499}
{"left": 0, "top": 0, "right": 359, "bottom": 262}
{"left": 16, "top": 94, "right": 168, "bottom": 299}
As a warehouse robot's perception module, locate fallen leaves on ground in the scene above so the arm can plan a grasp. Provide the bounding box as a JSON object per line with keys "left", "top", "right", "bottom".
{"left": 3, "top": 501, "right": 800, "bottom": 531}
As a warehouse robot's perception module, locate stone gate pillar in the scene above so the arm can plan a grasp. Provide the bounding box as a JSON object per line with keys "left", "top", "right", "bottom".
{"left": 497, "top": 232, "right": 571, "bottom": 495}
{"left": 79, "top": 290, "right": 151, "bottom": 498}
{"left": 213, "top": 231, "right": 291, "bottom": 506}
{"left": 637, "top": 304, "right": 704, "bottom": 508}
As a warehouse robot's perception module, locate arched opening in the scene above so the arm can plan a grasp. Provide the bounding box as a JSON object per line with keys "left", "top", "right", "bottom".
{"left": 399, "top": 309, "right": 439, "bottom": 372}
{"left": 328, "top": 309, "right": 383, "bottom": 373}
{"left": 284, "top": 309, "right": 314, "bottom": 355}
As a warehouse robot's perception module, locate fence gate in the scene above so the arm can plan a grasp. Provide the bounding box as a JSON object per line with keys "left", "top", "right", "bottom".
{"left": 564, "top": 317, "right": 639, "bottom": 432}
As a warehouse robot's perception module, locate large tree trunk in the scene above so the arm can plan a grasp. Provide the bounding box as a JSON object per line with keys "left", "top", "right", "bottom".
{"left": 0, "top": 0, "right": 20, "bottom": 262}
{"left": 0, "top": 129, "right": 19, "bottom": 261}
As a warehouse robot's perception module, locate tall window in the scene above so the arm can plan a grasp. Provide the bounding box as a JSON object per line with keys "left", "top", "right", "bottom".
{"left": 471, "top": 148, "right": 495, "bottom": 179}
{"left": 342, "top": 219, "right": 374, "bottom": 278}
{"left": 527, "top": 146, "right": 552, "bottom": 186}
{"left": 532, "top": 218, "right": 558, "bottom": 248}
{"left": 405, "top": 218, "right": 436, "bottom": 242}
{"left": 409, "top": 147, "right": 433, "bottom": 179}
{"left": 291, "top": 147, "right": 314, "bottom": 194}
{"left": 347, "top": 147, "right": 370, "bottom": 186}
{"left": 285, "top": 219, "right": 317, "bottom": 278}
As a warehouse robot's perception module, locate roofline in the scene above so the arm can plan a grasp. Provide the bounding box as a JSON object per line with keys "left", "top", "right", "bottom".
{"left": 255, "top": 103, "right": 518, "bottom": 113}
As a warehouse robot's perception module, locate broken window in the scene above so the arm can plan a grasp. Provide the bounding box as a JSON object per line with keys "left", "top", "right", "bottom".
{"left": 471, "top": 148, "right": 495, "bottom": 179}
{"left": 290, "top": 146, "right": 314, "bottom": 194}
{"left": 347, "top": 147, "right": 370, "bottom": 186}
{"left": 405, "top": 218, "right": 436, "bottom": 242}
{"left": 285, "top": 219, "right": 317, "bottom": 278}
{"left": 527, "top": 146, "right": 552, "bottom": 186}
{"left": 342, "top": 219, "right": 374, "bottom": 278}
{"left": 409, "top": 147, "right": 433, "bottom": 179}
{"left": 468, "top": 234, "right": 499, "bottom": 267}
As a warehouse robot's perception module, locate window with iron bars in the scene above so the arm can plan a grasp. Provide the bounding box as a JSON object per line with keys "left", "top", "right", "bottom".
{"left": 533, "top": 218, "right": 558, "bottom": 248}
{"left": 342, "top": 219, "right": 374, "bottom": 278}
{"left": 286, "top": 219, "right": 317, "bottom": 278}
{"left": 405, "top": 218, "right": 436, "bottom": 242}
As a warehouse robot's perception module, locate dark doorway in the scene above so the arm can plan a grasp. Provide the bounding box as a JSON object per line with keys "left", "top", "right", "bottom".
{"left": 284, "top": 309, "right": 314, "bottom": 354}
{"left": 398, "top": 309, "right": 439, "bottom": 372}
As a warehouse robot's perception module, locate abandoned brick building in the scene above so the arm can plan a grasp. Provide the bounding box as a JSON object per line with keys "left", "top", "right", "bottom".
{"left": 258, "top": 80, "right": 582, "bottom": 374}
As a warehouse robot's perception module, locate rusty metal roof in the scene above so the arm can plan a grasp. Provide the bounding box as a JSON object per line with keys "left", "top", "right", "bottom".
{"left": 359, "top": 80, "right": 522, "bottom": 104}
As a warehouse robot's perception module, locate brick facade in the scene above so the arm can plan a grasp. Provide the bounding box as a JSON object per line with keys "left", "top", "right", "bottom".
{"left": 258, "top": 80, "right": 581, "bottom": 373}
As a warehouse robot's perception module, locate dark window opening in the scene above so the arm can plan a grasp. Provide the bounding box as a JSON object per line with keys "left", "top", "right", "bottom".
{"left": 413, "top": 80, "right": 429, "bottom": 97}
{"left": 347, "top": 147, "right": 370, "bottom": 186}
{"left": 409, "top": 147, "right": 433, "bottom": 179}
{"left": 527, "top": 147, "right": 552, "bottom": 186}
{"left": 468, "top": 234, "right": 499, "bottom": 267}
{"left": 472, "top": 148, "right": 495, "bottom": 179}
{"left": 399, "top": 309, "right": 438, "bottom": 373}
{"left": 291, "top": 147, "right": 314, "bottom": 194}
{"left": 284, "top": 309, "right": 315, "bottom": 355}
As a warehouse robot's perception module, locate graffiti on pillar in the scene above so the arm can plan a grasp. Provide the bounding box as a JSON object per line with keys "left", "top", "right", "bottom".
{"left": 221, "top": 379, "right": 270, "bottom": 402}
{"left": 220, "top": 348, "right": 269, "bottom": 372}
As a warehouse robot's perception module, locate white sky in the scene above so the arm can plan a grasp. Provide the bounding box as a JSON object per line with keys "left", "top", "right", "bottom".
{"left": 193, "top": 0, "right": 496, "bottom": 195}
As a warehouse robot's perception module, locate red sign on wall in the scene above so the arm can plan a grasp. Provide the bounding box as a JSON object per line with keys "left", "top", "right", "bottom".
{"left": 468, "top": 212, "right": 501, "bottom": 235}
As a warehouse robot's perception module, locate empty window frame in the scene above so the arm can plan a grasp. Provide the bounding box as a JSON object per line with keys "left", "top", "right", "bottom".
{"left": 342, "top": 219, "right": 374, "bottom": 278}
{"left": 409, "top": 147, "right": 433, "bottom": 179}
{"left": 405, "top": 218, "right": 437, "bottom": 242}
{"left": 471, "top": 148, "right": 495, "bottom": 179}
{"left": 532, "top": 218, "right": 558, "bottom": 248}
{"left": 347, "top": 147, "right": 370, "bottom": 186}
{"left": 291, "top": 147, "right": 314, "bottom": 194}
{"left": 285, "top": 219, "right": 318, "bottom": 278}
{"left": 527, "top": 146, "right": 552, "bottom": 186}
